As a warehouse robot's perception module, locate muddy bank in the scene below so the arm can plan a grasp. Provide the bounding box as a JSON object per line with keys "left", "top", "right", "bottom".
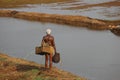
{"left": 0, "top": 10, "right": 119, "bottom": 30}
{"left": 63, "top": 1, "right": 120, "bottom": 10}
{"left": 0, "top": 0, "right": 71, "bottom": 8}
{"left": 0, "top": 53, "right": 86, "bottom": 80}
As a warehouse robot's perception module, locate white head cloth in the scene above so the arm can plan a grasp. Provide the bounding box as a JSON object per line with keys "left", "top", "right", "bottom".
{"left": 46, "top": 29, "right": 51, "bottom": 34}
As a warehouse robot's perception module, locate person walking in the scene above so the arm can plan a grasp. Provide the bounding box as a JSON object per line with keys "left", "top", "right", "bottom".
{"left": 41, "top": 29, "right": 57, "bottom": 69}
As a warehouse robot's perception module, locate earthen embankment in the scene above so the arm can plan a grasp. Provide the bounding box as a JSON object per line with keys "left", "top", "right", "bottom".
{"left": 0, "top": 10, "right": 119, "bottom": 30}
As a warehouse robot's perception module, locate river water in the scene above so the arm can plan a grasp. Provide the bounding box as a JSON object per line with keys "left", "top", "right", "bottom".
{"left": 0, "top": 17, "right": 120, "bottom": 80}
{"left": 0, "top": 0, "right": 120, "bottom": 80}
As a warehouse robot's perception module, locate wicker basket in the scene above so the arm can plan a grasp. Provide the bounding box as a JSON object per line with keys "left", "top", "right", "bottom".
{"left": 35, "top": 46, "right": 54, "bottom": 55}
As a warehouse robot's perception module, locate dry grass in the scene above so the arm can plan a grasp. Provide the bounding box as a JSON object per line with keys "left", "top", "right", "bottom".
{"left": 0, "top": 10, "right": 110, "bottom": 30}
{"left": 0, "top": 0, "right": 71, "bottom": 8}
{"left": 0, "top": 0, "right": 119, "bottom": 30}
{"left": 0, "top": 10, "right": 119, "bottom": 30}
{"left": 0, "top": 53, "right": 86, "bottom": 80}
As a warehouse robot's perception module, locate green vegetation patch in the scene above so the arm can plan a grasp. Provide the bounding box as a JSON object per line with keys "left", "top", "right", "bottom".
{"left": 35, "top": 76, "right": 44, "bottom": 80}
{"left": 0, "top": 57, "right": 7, "bottom": 61}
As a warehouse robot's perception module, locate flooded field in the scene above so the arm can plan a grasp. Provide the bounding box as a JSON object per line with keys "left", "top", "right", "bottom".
{"left": 1, "top": 0, "right": 120, "bottom": 20}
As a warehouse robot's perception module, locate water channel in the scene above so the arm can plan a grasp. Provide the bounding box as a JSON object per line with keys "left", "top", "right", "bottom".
{"left": 0, "top": 17, "right": 120, "bottom": 80}
{"left": 0, "top": 0, "right": 120, "bottom": 80}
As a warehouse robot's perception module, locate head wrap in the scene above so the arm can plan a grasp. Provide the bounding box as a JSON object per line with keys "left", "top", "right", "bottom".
{"left": 46, "top": 29, "right": 51, "bottom": 34}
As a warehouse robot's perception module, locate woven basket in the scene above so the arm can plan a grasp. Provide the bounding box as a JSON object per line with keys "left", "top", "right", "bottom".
{"left": 35, "top": 46, "right": 54, "bottom": 55}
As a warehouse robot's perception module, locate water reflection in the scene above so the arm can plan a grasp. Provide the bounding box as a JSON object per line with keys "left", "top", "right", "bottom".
{"left": 0, "top": 17, "right": 120, "bottom": 80}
